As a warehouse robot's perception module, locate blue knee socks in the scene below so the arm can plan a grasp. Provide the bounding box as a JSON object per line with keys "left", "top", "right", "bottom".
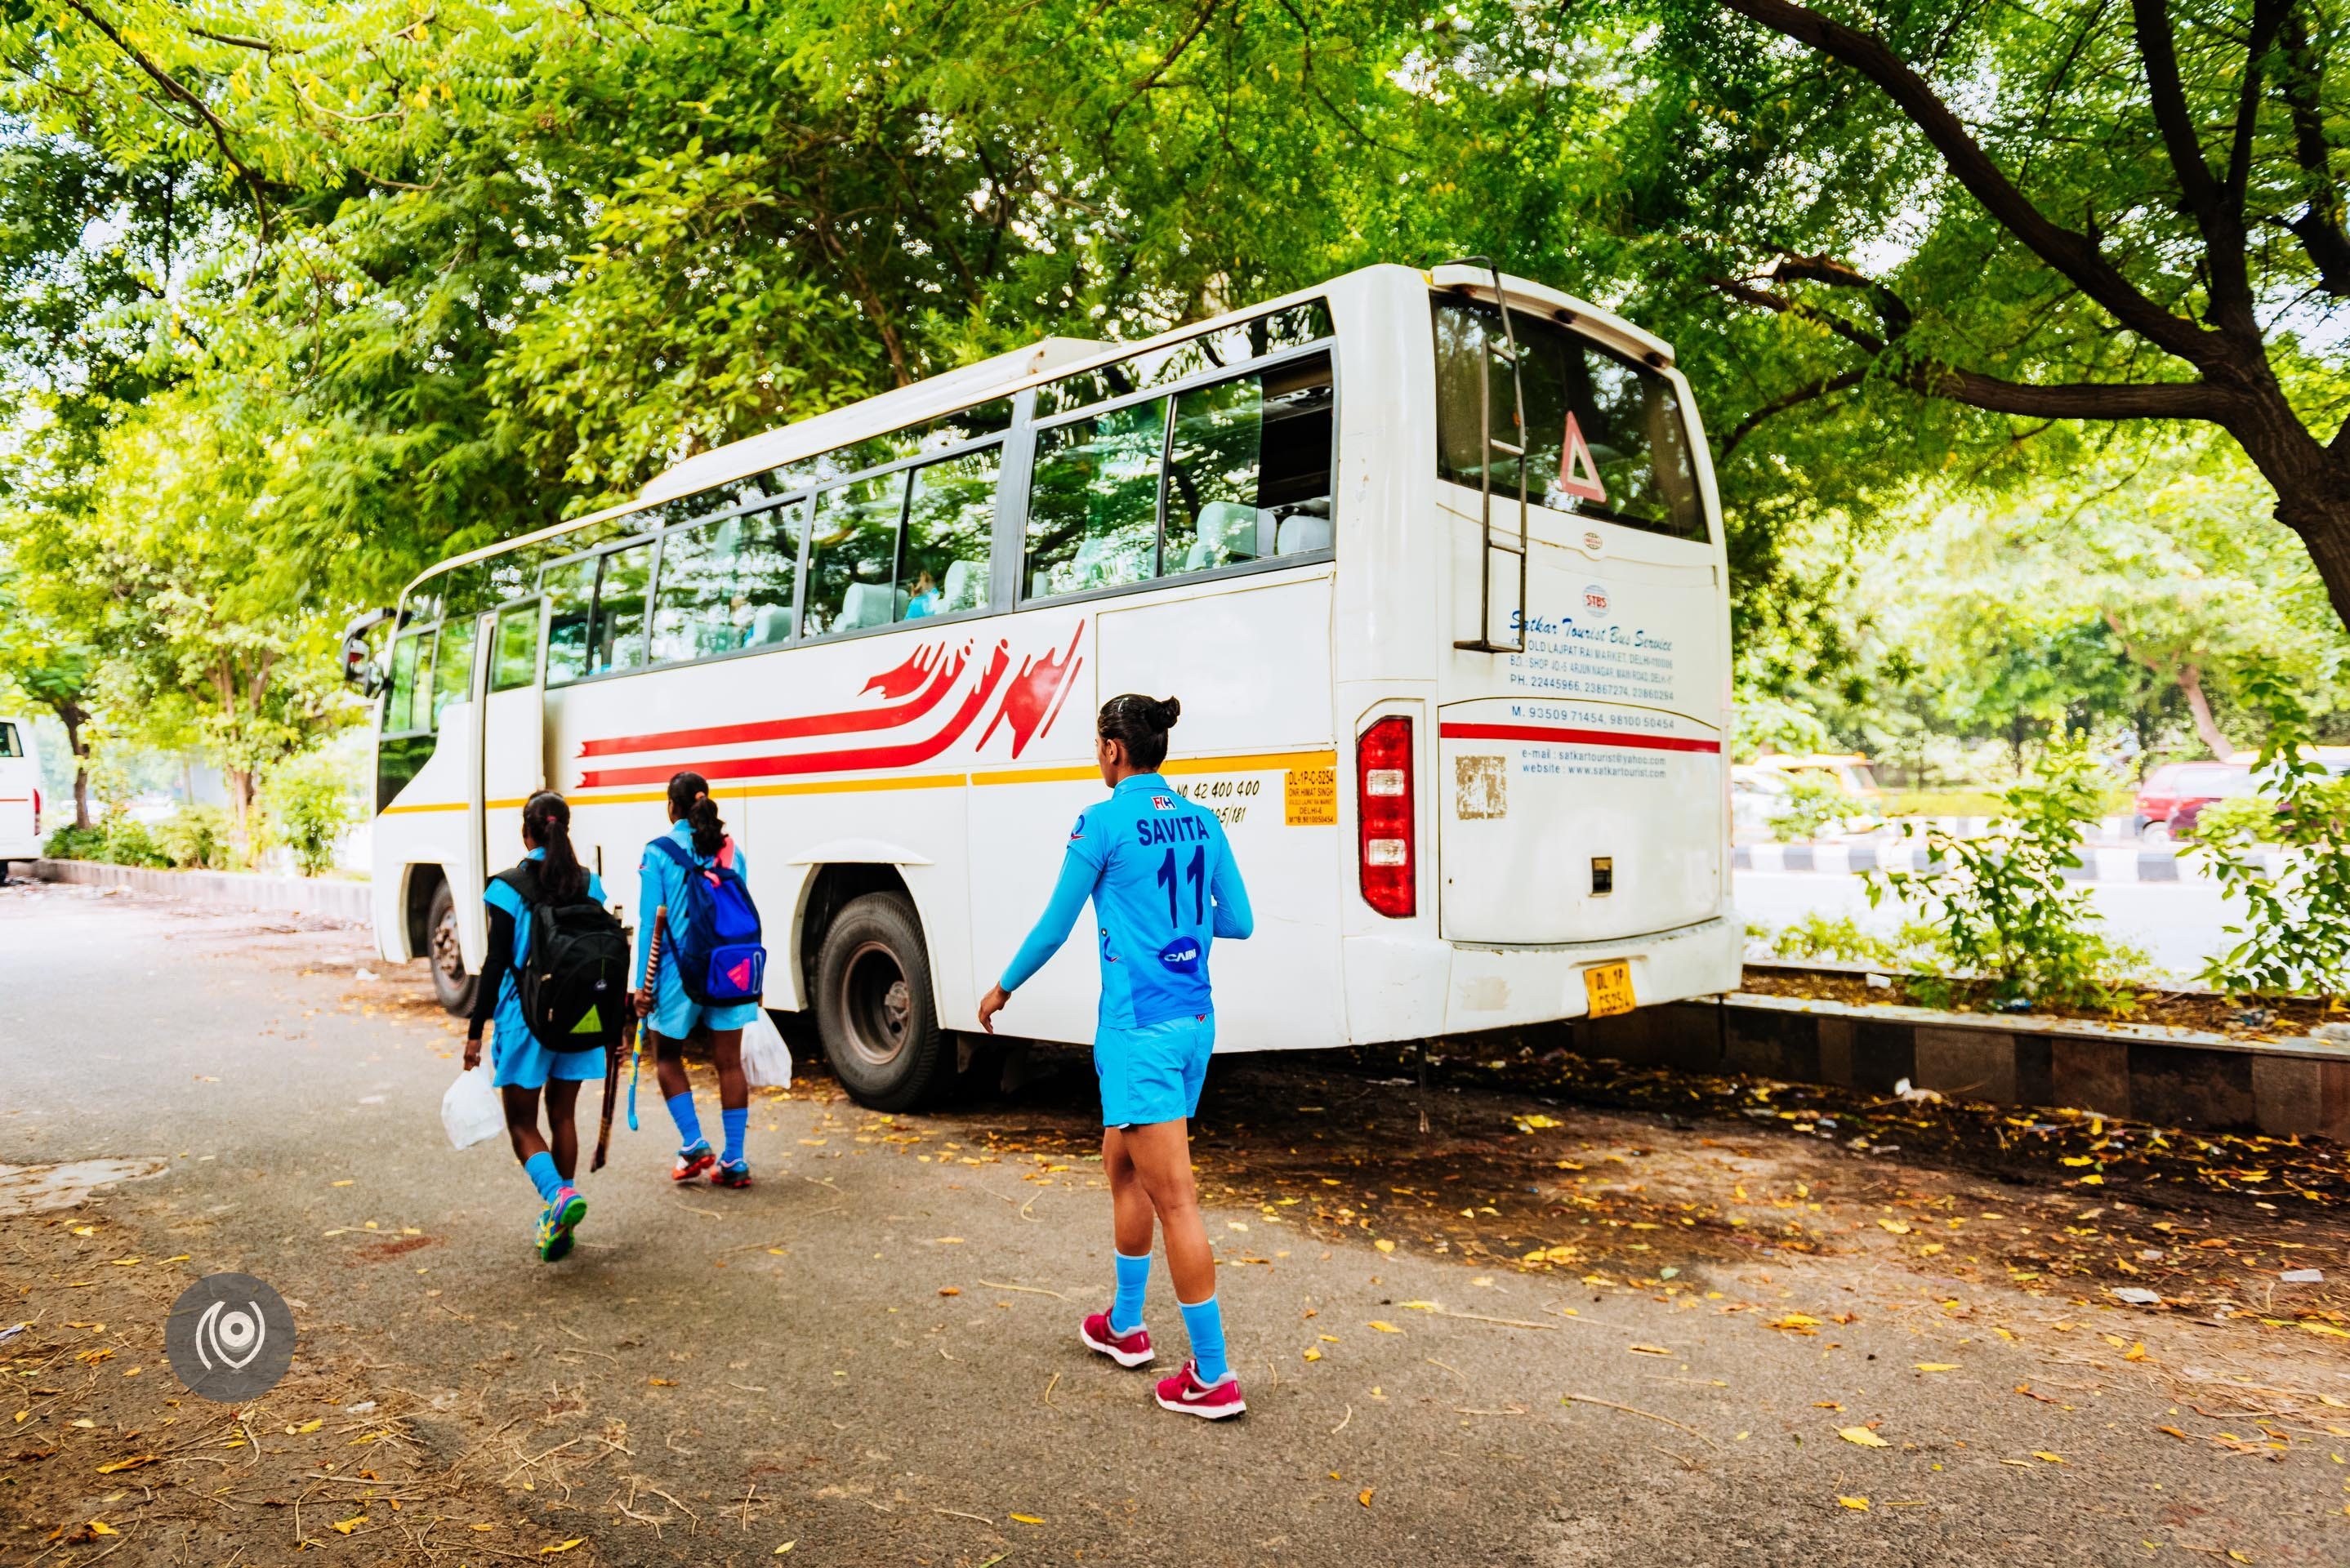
{"left": 1179, "top": 1294, "right": 1229, "bottom": 1383}
{"left": 720, "top": 1105, "right": 748, "bottom": 1167}
{"left": 666, "top": 1090, "right": 704, "bottom": 1151}
{"left": 522, "top": 1151, "right": 563, "bottom": 1203}
{"left": 1111, "top": 1250, "right": 1151, "bottom": 1334}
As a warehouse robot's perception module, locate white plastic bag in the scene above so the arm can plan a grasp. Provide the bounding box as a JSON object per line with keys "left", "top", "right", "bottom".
{"left": 742, "top": 1009, "right": 794, "bottom": 1089}
{"left": 441, "top": 1065, "right": 506, "bottom": 1150}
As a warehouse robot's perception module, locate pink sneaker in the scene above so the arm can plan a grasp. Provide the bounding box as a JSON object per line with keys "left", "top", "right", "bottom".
{"left": 1154, "top": 1360, "right": 1246, "bottom": 1419}
{"left": 1080, "top": 1310, "right": 1155, "bottom": 1368}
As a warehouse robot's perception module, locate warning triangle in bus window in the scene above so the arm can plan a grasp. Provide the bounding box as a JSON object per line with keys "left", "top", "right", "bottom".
{"left": 1556, "top": 411, "right": 1608, "bottom": 503}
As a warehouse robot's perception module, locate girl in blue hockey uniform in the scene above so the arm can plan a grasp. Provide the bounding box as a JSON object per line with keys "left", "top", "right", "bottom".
{"left": 635, "top": 771, "right": 761, "bottom": 1187}
{"left": 979, "top": 694, "right": 1255, "bottom": 1419}
{"left": 464, "top": 793, "right": 608, "bottom": 1263}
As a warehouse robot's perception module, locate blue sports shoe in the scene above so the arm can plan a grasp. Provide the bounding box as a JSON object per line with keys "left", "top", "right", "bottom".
{"left": 536, "top": 1186, "right": 586, "bottom": 1263}
{"left": 711, "top": 1159, "right": 751, "bottom": 1189}
{"left": 671, "top": 1140, "right": 716, "bottom": 1183}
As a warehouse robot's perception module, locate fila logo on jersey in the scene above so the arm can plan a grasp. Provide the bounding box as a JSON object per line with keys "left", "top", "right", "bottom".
{"left": 1135, "top": 814, "right": 1211, "bottom": 846}
{"left": 1157, "top": 937, "right": 1202, "bottom": 973}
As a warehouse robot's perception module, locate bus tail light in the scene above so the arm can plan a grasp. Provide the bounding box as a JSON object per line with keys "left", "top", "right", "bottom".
{"left": 31, "top": 789, "right": 40, "bottom": 834}
{"left": 1357, "top": 716, "right": 1416, "bottom": 918}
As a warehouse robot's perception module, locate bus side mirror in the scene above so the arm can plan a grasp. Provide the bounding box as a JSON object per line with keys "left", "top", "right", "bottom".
{"left": 339, "top": 608, "right": 396, "bottom": 695}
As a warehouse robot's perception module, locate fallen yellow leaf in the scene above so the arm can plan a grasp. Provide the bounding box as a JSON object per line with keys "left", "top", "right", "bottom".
{"left": 95, "top": 1455, "right": 156, "bottom": 1473}
{"left": 1837, "top": 1496, "right": 1870, "bottom": 1511}
{"left": 1839, "top": 1427, "right": 1890, "bottom": 1448}
{"left": 2123, "top": 1343, "right": 2149, "bottom": 1363}
{"left": 88, "top": 1522, "right": 118, "bottom": 1537}
{"left": 1010, "top": 1513, "right": 1044, "bottom": 1525}
{"left": 331, "top": 1515, "right": 367, "bottom": 1535}
{"left": 470, "top": 1524, "right": 496, "bottom": 1532}
{"left": 331, "top": 1179, "right": 355, "bottom": 1187}
{"left": 1374, "top": 1240, "right": 1395, "bottom": 1254}
{"left": 541, "top": 1540, "right": 585, "bottom": 1555}
{"left": 1914, "top": 1363, "right": 1960, "bottom": 1373}
{"left": 2033, "top": 1451, "right": 2064, "bottom": 1463}
{"left": 1302, "top": 1348, "right": 1322, "bottom": 1361}
{"left": 1877, "top": 1218, "right": 1911, "bottom": 1235}
{"left": 774, "top": 1544, "right": 796, "bottom": 1557}
{"left": 288, "top": 1418, "right": 323, "bottom": 1435}
{"left": 1368, "top": 1321, "right": 1402, "bottom": 1334}
{"left": 1358, "top": 1488, "right": 1375, "bottom": 1507}
{"left": 648, "top": 1378, "right": 676, "bottom": 1386}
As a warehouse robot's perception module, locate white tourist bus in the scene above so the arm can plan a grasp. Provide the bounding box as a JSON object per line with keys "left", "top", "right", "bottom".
{"left": 344, "top": 262, "right": 1737, "bottom": 1109}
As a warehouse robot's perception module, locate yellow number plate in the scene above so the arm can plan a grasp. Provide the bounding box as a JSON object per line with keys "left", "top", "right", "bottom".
{"left": 1583, "top": 961, "right": 1635, "bottom": 1018}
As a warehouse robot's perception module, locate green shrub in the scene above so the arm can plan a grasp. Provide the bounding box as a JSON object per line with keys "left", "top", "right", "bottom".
{"left": 42, "top": 823, "right": 103, "bottom": 860}
{"left": 261, "top": 751, "right": 355, "bottom": 877}
{"left": 2187, "top": 795, "right": 2275, "bottom": 845}
{"left": 98, "top": 817, "right": 169, "bottom": 868}
{"left": 2193, "top": 666, "right": 2350, "bottom": 1000}
{"left": 1865, "top": 738, "right": 2145, "bottom": 1013}
{"left": 152, "top": 804, "right": 233, "bottom": 870}
{"left": 1761, "top": 914, "right": 1901, "bottom": 966}
{"left": 1771, "top": 773, "right": 1858, "bottom": 842}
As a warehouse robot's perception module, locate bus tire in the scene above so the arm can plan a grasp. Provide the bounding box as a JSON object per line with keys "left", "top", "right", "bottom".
{"left": 425, "top": 879, "right": 479, "bottom": 1018}
{"left": 814, "top": 891, "right": 945, "bottom": 1111}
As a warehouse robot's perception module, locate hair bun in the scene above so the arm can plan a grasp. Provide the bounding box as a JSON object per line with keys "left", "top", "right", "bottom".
{"left": 1153, "top": 697, "right": 1181, "bottom": 729}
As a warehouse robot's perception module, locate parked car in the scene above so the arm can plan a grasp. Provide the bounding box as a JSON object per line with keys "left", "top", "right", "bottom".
{"left": 1746, "top": 752, "right": 1882, "bottom": 797}
{"left": 2135, "top": 761, "right": 2254, "bottom": 840}
{"left": 0, "top": 715, "right": 42, "bottom": 875}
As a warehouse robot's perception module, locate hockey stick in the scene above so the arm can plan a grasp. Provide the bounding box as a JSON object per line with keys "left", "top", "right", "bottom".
{"left": 592, "top": 905, "right": 663, "bottom": 1174}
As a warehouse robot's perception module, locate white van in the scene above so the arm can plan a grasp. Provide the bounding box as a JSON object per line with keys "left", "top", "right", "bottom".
{"left": 0, "top": 715, "right": 43, "bottom": 872}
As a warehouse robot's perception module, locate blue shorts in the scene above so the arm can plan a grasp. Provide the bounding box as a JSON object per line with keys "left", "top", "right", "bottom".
{"left": 1095, "top": 1013, "right": 1215, "bottom": 1129}
{"left": 649, "top": 997, "right": 763, "bottom": 1040}
{"left": 488, "top": 1022, "right": 606, "bottom": 1092}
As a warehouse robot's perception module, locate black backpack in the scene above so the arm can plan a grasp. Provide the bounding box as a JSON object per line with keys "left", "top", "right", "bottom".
{"left": 493, "top": 862, "right": 631, "bottom": 1047}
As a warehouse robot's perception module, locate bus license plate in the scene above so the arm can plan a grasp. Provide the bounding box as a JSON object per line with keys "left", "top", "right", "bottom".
{"left": 1584, "top": 962, "right": 1635, "bottom": 1018}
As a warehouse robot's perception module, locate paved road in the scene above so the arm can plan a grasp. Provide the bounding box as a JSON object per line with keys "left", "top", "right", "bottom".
{"left": 6, "top": 880, "right": 2349, "bottom": 1566}
{"left": 1737, "top": 871, "right": 2241, "bottom": 981}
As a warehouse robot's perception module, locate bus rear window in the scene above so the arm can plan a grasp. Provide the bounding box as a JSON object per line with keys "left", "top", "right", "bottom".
{"left": 1433, "top": 298, "right": 1705, "bottom": 543}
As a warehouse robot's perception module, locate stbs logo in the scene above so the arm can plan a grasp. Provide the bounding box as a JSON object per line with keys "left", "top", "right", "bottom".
{"left": 1157, "top": 936, "right": 1202, "bottom": 973}
{"left": 1582, "top": 529, "right": 1604, "bottom": 554}
{"left": 1151, "top": 795, "right": 1177, "bottom": 811}
{"left": 1579, "top": 583, "right": 1612, "bottom": 619}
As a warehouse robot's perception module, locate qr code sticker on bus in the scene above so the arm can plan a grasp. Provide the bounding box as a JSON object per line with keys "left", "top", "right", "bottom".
{"left": 1454, "top": 755, "right": 1507, "bottom": 820}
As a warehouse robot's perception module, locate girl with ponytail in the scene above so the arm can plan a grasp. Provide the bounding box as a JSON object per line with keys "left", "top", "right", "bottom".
{"left": 635, "top": 772, "right": 764, "bottom": 1187}
{"left": 979, "top": 693, "right": 1257, "bottom": 1421}
{"left": 466, "top": 791, "right": 613, "bottom": 1263}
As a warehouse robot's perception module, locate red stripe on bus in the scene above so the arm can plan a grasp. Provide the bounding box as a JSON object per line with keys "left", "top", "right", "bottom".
{"left": 1438, "top": 722, "right": 1721, "bottom": 754}
{"left": 579, "top": 644, "right": 968, "bottom": 758}
{"left": 577, "top": 644, "right": 1011, "bottom": 788}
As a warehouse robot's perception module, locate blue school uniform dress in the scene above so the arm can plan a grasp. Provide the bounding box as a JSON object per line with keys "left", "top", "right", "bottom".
{"left": 638, "top": 822, "right": 764, "bottom": 1039}
{"left": 999, "top": 773, "right": 1254, "bottom": 1127}
{"left": 483, "top": 849, "right": 613, "bottom": 1090}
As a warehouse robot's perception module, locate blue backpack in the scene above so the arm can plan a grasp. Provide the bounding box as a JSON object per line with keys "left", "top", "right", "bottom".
{"left": 649, "top": 836, "right": 767, "bottom": 1007}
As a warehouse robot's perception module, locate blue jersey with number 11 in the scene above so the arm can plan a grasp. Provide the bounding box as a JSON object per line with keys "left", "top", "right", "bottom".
{"left": 998, "top": 771, "right": 1255, "bottom": 1031}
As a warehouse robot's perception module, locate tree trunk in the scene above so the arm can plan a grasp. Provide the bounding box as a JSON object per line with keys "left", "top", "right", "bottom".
{"left": 2216, "top": 378, "right": 2350, "bottom": 637}
{"left": 59, "top": 705, "right": 90, "bottom": 830}
{"left": 2174, "top": 664, "right": 2232, "bottom": 758}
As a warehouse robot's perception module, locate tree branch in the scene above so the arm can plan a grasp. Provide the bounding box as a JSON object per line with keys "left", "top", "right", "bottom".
{"left": 2130, "top": 0, "right": 2217, "bottom": 214}
{"left": 1718, "top": 0, "right": 2217, "bottom": 366}
{"left": 187, "top": 25, "right": 279, "bottom": 52}
{"left": 1110, "top": 0, "right": 1223, "bottom": 132}
{"left": 2277, "top": 2, "right": 2350, "bottom": 296}
{"left": 1719, "top": 368, "right": 1869, "bottom": 457}
{"left": 61, "top": 0, "right": 272, "bottom": 243}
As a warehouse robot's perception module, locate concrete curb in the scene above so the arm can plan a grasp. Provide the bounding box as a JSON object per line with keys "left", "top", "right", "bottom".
{"left": 31, "top": 858, "right": 372, "bottom": 923}
{"left": 1583, "top": 994, "right": 2350, "bottom": 1143}
{"left": 1733, "top": 841, "right": 2278, "bottom": 883}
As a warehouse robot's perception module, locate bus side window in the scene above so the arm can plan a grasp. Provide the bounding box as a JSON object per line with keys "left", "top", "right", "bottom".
{"left": 491, "top": 604, "right": 539, "bottom": 692}
{"left": 901, "top": 445, "right": 1000, "bottom": 618}
{"left": 383, "top": 634, "right": 421, "bottom": 731}
{"left": 805, "top": 474, "right": 907, "bottom": 635}
{"left": 1150, "top": 348, "right": 1336, "bottom": 579}
{"left": 590, "top": 543, "right": 654, "bottom": 675}
{"left": 544, "top": 559, "right": 597, "bottom": 686}
{"left": 650, "top": 519, "right": 734, "bottom": 665}
{"left": 738, "top": 503, "right": 803, "bottom": 646}
{"left": 0, "top": 722, "right": 20, "bottom": 758}
{"left": 431, "top": 617, "right": 477, "bottom": 725}
{"left": 1023, "top": 397, "right": 1166, "bottom": 599}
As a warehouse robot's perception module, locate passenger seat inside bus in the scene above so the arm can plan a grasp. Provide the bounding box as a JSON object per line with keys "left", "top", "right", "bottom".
{"left": 1185, "top": 501, "right": 1264, "bottom": 571}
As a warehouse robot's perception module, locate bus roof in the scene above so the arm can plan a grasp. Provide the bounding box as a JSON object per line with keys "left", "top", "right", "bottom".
{"left": 399, "top": 263, "right": 1679, "bottom": 602}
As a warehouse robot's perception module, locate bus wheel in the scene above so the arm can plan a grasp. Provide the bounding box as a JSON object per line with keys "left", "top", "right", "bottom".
{"left": 814, "top": 892, "right": 944, "bottom": 1111}
{"left": 426, "top": 880, "right": 478, "bottom": 1018}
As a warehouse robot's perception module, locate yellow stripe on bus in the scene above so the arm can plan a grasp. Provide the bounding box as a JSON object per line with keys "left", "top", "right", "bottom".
{"left": 386, "top": 748, "right": 1340, "bottom": 816}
